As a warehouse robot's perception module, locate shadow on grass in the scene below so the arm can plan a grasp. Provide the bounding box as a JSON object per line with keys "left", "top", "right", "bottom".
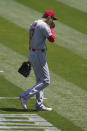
{"left": 0, "top": 108, "right": 37, "bottom": 112}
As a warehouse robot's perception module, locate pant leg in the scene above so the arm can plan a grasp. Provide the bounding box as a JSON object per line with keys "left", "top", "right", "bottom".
{"left": 35, "top": 61, "right": 50, "bottom": 107}
{"left": 19, "top": 81, "right": 48, "bottom": 99}
{"left": 36, "top": 89, "right": 44, "bottom": 108}
{"left": 19, "top": 50, "right": 50, "bottom": 104}
{"left": 34, "top": 69, "right": 44, "bottom": 108}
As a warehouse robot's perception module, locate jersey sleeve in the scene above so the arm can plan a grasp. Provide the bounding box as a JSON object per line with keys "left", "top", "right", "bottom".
{"left": 47, "top": 28, "right": 55, "bottom": 42}
{"left": 40, "top": 23, "right": 52, "bottom": 38}
{"left": 40, "top": 23, "right": 55, "bottom": 42}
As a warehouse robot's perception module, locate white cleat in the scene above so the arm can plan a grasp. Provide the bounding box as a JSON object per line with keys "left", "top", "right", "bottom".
{"left": 36, "top": 106, "right": 52, "bottom": 111}
{"left": 41, "top": 107, "right": 52, "bottom": 111}
{"left": 19, "top": 96, "right": 27, "bottom": 109}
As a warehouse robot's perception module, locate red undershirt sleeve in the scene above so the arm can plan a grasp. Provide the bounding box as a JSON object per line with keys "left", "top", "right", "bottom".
{"left": 47, "top": 28, "right": 55, "bottom": 42}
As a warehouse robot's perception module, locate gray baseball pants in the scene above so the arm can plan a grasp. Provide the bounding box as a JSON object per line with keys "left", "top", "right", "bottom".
{"left": 19, "top": 50, "right": 50, "bottom": 108}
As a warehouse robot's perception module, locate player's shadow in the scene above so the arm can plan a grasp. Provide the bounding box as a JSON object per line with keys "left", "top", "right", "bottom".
{"left": 0, "top": 108, "right": 36, "bottom": 112}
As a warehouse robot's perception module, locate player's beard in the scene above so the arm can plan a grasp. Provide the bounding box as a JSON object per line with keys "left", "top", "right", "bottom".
{"left": 46, "top": 17, "right": 53, "bottom": 26}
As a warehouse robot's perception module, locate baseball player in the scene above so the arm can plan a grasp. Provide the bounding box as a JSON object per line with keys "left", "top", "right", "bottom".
{"left": 19, "top": 10, "right": 57, "bottom": 111}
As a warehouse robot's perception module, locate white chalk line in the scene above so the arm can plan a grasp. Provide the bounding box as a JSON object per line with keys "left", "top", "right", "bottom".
{"left": 0, "top": 114, "right": 60, "bottom": 131}
{"left": 0, "top": 70, "right": 4, "bottom": 73}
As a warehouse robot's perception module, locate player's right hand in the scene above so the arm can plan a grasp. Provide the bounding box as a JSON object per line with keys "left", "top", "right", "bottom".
{"left": 50, "top": 22, "right": 55, "bottom": 28}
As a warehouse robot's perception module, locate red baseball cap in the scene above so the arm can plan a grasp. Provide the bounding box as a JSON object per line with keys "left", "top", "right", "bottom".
{"left": 44, "top": 10, "right": 57, "bottom": 20}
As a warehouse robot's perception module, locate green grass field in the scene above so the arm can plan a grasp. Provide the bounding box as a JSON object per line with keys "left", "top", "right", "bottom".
{"left": 0, "top": 0, "right": 87, "bottom": 130}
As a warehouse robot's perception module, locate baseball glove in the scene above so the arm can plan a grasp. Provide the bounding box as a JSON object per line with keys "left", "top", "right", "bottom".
{"left": 18, "top": 61, "right": 31, "bottom": 77}
{"left": 50, "top": 22, "right": 55, "bottom": 28}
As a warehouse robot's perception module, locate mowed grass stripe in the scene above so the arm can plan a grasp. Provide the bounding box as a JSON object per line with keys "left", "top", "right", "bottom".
{"left": 55, "top": 21, "right": 87, "bottom": 59}
{"left": 0, "top": 0, "right": 41, "bottom": 29}
{"left": 15, "top": 0, "right": 87, "bottom": 34}
{"left": 0, "top": 16, "right": 87, "bottom": 91}
{"left": 0, "top": 43, "right": 86, "bottom": 131}
{"left": 0, "top": 0, "right": 87, "bottom": 59}
{"left": 56, "top": 0, "right": 87, "bottom": 13}
{"left": 0, "top": 43, "right": 35, "bottom": 91}
{"left": 0, "top": 76, "right": 23, "bottom": 97}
